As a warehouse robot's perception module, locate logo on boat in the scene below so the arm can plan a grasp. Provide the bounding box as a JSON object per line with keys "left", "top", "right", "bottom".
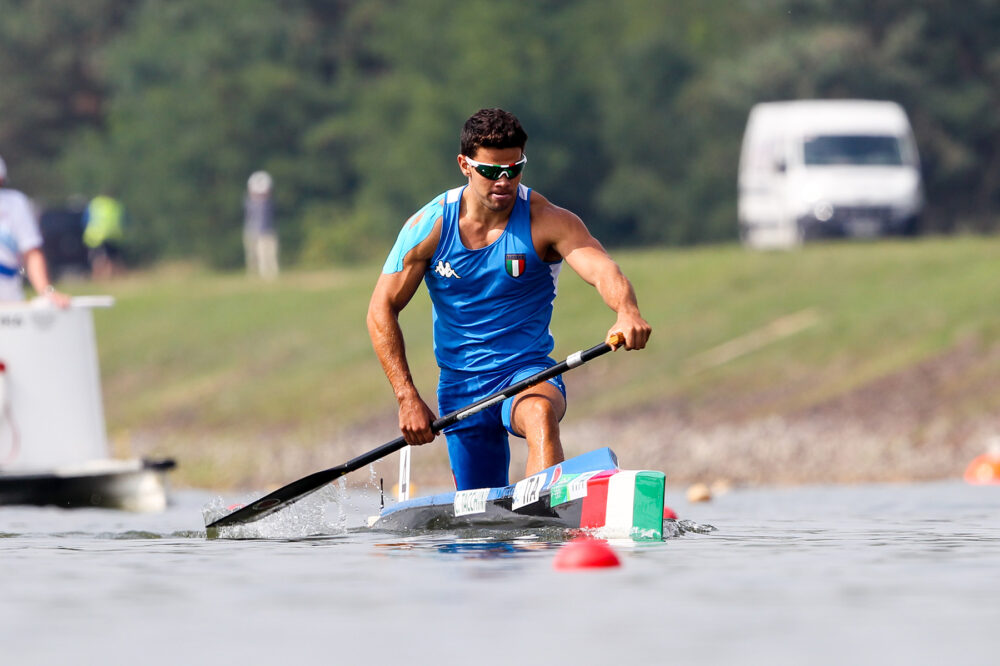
{"left": 0, "top": 314, "right": 24, "bottom": 328}
{"left": 252, "top": 498, "right": 282, "bottom": 512}
{"left": 433, "top": 260, "right": 461, "bottom": 279}
{"left": 505, "top": 253, "right": 526, "bottom": 278}
{"left": 30, "top": 311, "right": 57, "bottom": 331}
{"left": 454, "top": 488, "right": 490, "bottom": 516}
{"left": 512, "top": 472, "right": 547, "bottom": 510}
{"left": 566, "top": 471, "right": 602, "bottom": 502}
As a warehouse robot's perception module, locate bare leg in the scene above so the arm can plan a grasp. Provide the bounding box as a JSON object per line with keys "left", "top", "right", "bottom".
{"left": 509, "top": 381, "right": 567, "bottom": 477}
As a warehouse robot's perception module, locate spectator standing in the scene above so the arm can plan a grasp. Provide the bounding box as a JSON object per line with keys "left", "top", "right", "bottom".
{"left": 83, "top": 193, "right": 125, "bottom": 280}
{"left": 243, "top": 171, "right": 278, "bottom": 279}
{"left": 0, "top": 154, "right": 70, "bottom": 306}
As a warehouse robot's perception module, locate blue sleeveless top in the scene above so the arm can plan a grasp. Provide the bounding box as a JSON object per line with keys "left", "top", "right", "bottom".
{"left": 412, "top": 184, "right": 562, "bottom": 374}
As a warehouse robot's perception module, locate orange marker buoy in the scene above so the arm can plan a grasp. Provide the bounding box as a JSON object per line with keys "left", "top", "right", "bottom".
{"left": 964, "top": 454, "right": 1000, "bottom": 485}
{"left": 663, "top": 506, "right": 678, "bottom": 520}
{"left": 553, "top": 537, "right": 621, "bottom": 570}
{"left": 686, "top": 483, "right": 712, "bottom": 503}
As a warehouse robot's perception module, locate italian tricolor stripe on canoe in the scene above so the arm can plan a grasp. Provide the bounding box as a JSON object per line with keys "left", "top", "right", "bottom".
{"left": 574, "top": 469, "right": 666, "bottom": 540}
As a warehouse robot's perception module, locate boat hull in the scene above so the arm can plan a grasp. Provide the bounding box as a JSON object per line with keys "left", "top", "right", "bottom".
{"left": 372, "top": 448, "right": 666, "bottom": 540}
{"left": 0, "top": 458, "right": 175, "bottom": 512}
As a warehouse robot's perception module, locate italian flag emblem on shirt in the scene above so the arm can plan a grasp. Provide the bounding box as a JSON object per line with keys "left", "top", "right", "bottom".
{"left": 505, "top": 253, "right": 526, "bottom": 278}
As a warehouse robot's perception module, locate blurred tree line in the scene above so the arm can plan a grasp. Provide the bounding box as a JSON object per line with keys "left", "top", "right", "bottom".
{"left": 1, "top": 0, "right": 998, "bottom": 268}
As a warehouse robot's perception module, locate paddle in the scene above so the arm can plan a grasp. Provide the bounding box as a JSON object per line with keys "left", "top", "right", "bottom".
{"left": 206, "top": 333, "right": 624, "bottom": 529}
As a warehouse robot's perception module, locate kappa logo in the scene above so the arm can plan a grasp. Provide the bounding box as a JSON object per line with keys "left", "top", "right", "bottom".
{"left": 433, "top": 260, "right": 461, "bottom": 279}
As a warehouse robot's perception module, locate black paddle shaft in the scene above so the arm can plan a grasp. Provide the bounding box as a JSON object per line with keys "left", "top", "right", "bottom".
{"left": 206, "top": 335, "right": 623, "bottom": 529}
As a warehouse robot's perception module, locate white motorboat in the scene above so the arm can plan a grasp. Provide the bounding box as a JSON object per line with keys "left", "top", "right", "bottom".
{"left": 0, "top": 296, "right": 174, "bottom": 511}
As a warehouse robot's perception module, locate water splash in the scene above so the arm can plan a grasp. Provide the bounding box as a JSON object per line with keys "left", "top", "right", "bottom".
{"left": 674, "top": 518, "right": 717, "bottom": 535}
{"left": 203, "top": 482, "right": 351, "bottom": 540}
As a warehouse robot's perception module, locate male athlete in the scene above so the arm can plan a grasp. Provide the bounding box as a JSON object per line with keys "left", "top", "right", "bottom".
{"left": 367, "top": 108, "right": 651, "bottom": 491}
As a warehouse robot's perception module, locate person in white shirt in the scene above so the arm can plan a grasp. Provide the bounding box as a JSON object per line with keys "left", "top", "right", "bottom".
{"left": 0, "top": 154, "right": 70, "bottom": 306}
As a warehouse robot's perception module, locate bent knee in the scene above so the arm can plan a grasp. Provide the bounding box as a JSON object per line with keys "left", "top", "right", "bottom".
{"left": 511, "top": 393, "right": 565, "bottom": 430}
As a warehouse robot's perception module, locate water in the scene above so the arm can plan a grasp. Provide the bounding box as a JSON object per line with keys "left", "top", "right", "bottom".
{"left": 1, "top": 481, "right": 997, "bottom": 665}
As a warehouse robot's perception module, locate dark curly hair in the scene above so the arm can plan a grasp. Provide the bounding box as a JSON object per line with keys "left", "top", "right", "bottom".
{"left": 460, "top": 108, "right": 528, "bottom": 157}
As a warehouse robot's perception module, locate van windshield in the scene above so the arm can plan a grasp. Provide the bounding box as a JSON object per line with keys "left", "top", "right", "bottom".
{"left": 803, "top": 135, "right": 904, "bottom": 166}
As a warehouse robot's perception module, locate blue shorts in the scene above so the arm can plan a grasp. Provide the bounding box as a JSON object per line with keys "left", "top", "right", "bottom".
{"left": 437, "top": 360, "right": 567, "bottom": 491}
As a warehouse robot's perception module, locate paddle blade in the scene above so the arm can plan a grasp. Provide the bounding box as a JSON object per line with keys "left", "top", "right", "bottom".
{"left": 205, "top": 336, "right": 616, "bottom": 530}
{"left": 205, "top": 465, "right": 348, "bottom": 528}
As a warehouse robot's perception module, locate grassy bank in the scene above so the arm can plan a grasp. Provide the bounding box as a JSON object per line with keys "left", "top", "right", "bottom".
{"left": 84, "top": 236, "right": 1000, "bottom": 490}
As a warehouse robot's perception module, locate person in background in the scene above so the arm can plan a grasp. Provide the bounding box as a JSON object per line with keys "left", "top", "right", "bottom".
{"left": 367, "top": 108, "right": 651, "bottom": 491}
{"left": 243, "top": 170, "right": 279, "bottom": 279}
{"left": 82, "top": 192, "right": 125, "bottom": 280}
{"left": 0, "top": 154, "right": 70, "bottom": 307}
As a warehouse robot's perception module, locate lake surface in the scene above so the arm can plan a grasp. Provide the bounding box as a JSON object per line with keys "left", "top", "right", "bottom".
{"left": 1, "top": 480, "right": 997, "bottom": 665}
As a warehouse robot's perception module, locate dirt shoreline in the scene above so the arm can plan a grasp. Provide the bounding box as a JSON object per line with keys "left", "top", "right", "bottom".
{"left": 130, "top": 341, "right": 1000, "bottom": 491}
{"left": 136, "top": 408, "right": 992, "bottom": 493}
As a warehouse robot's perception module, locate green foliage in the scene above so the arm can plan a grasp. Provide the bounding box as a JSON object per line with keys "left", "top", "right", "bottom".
{"left": 58, "top": 0, "right": 348, "bottom": 267}
{"left": 298, "top": 201, "right": 393, "bottom": 266}
{"left": 2, "top": 0, "right": 999, "bottom": 266}
{"left": 0, "top": 0, "right": 137, "bottom": 198}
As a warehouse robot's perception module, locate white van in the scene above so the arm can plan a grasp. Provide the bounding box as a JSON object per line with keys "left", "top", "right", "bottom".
{"left": 737, "top": 100, "right": 923, "bottom": 249}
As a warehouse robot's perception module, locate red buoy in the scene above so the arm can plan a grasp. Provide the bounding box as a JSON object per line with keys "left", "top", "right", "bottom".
{"left": 663, "top": 506, "right": 678, "bottom": 520}
{"left": 553, "top": 537, "right": 621, "bottom": 570}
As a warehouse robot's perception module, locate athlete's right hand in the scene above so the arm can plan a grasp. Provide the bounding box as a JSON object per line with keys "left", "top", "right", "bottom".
{"left": 398, "top": 395, "right": 437, "bottom": 445}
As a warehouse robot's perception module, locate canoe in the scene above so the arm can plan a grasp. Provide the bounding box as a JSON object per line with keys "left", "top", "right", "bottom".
{"left": 370, "top": 447, "right": 666, "bottom": 541}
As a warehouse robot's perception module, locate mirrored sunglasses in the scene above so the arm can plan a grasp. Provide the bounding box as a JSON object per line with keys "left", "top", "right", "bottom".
{"left": 464, "top": 154, "right": 527, "bottom": 180}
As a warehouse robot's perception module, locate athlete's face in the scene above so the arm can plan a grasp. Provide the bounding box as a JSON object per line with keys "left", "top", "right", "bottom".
{"left": 458, "top": 146, "right": 525, "bottom": 213}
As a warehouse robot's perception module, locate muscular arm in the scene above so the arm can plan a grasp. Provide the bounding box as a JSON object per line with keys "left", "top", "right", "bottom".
{"left": 533, "top": 194, "right": 651, "bottom": 350}
{"left": 367, "top": 221, "right": 441, "bottom": 445}
{"left": 368, "top": 267, "right": 424, "bottom": 402}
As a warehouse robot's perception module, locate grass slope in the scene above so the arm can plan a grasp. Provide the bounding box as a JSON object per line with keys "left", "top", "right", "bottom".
{"left": 87, "top": 236, "right": 1000, "bottom": 489}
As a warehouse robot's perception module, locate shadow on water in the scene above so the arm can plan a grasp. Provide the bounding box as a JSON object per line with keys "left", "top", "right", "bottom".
{"left": 371, "top": 528, "right": 571, "bottom": 560}
{"left": 378, "top": 539, "right": 559, "bottom": 560}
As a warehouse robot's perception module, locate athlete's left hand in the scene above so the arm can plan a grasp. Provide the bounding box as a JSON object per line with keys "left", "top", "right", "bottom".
{"left": 609, "top": 312, "right": 651, "bottom": 351}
